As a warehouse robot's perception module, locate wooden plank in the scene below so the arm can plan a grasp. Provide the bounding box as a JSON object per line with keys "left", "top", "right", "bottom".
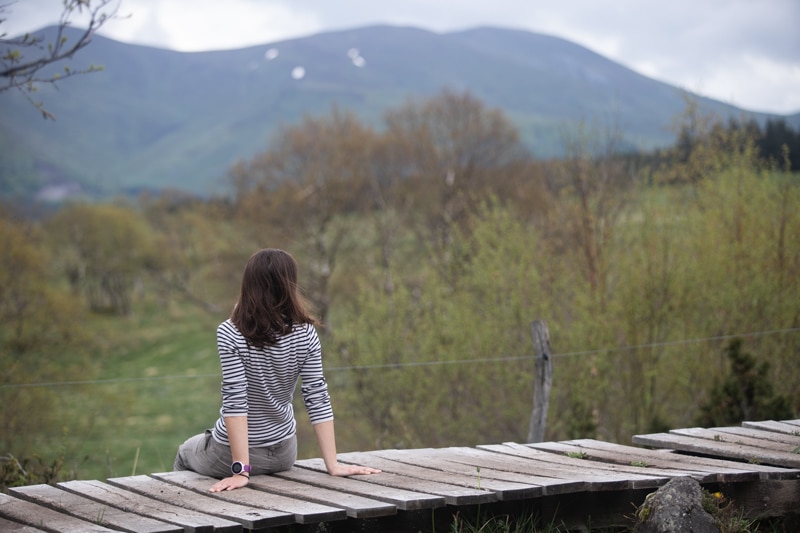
{"left": 527, "top": 441, "right": 719, "bottom": 482}
{"left": 273, "top": 466, "right": 445, "bottom": 511}
{"left": 632, "top": 432, "right": 800, "bottom": 468}
{"left": 59, "top": 480, "right": 242, "bottom": 532}
{"left": 743, "top": 420, "right": 800, "bottom": 436}
{"left": 336, "top": 451, "right": 506, "bottom": 503}
{"left": 0, "top": 492, "right": 118, "bottom": 533}
{"left": 9, "top": 484, "right": 181, "bottom": 533}
{"left": 295, "top": 457, "right": 493, "bottom": 506}
{"left": 476, "top": 443, "right": 666, "bottom": 490}
{"left": 371, "top": 447, "right": 586, "bottom": 497}
{"left": 245, "top": 472, "right": 396, "bottom": 519}
{"left": 430, "top": 445, "right": 628, "bottom": 491}
{"left": 552, "top": 439, "right": 798, "bottom": 481}
{"left": 425, "top": 445, "right": 651, "bottom": 492}
{"left": 0, "top": 516, "right": 48, "bottom": 532}
{"left": 369, "top": 449, "right": 544, "bottom": 501}
{"left": 153, "top": 471, "right": 347, "bottom": 525}
{"left": 107, "top": 474, "right": 294, "bottom": 530}
{"left": 710, "top": 426, "right": 800, "bottom": 447}
{"left": 668, "top": 427, "right": 800, "bottom": 467}
{"left": 672, "top": 426, "right": 800, "bottom": 453}
{"left": 420, "top": 447, "right": 594, "bottom": 495}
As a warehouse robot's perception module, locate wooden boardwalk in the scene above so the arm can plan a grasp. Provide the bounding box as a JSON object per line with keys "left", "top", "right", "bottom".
{"left": 1, "top": 419, "right": 798, "bottom": 532}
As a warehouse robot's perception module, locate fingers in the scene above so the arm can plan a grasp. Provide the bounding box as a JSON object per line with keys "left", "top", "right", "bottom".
{"left": 209, "top": 475, "right": 249, "bottom": 492}
{"left": 355, "top": 466, "right": 381, "bottom": 475}
{"left": 331, "top": 464, "right": 381, "bottom": 476}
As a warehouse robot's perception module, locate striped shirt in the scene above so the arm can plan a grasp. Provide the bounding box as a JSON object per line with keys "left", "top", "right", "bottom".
{"left": 211, "top": 319, "right": 334, "bottom": 447}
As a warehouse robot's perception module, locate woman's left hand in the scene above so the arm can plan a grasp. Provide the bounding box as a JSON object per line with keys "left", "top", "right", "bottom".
{"left": 328, "top": 463, "right": 381, "bottom": 477}
{"left": 209, "top": 474, "right": 250, "bottom": 492}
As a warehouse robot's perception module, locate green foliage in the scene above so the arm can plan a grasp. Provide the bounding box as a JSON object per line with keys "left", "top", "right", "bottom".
{"left": 0, "top": 212, "right": 95, "bottom": 454}
{"left": 0, "top": 453, "right": 71, "bottom": 492}
{"left": 45, "top": 202, "right": 161, "bottom": 315}
{"left": 449, "top": 510, "right": 558, "bottom": 533}
{"left": 329, "top": 202, "right": 545, "bottom": 448}
{"left": 1, "top": 96, "right": 798, "bottom": 483}
{"left": 696, "top": 338, "right": 793, "bottom": 426}
{"left": 701, "top": 490, "right": 760, "bottom": 533}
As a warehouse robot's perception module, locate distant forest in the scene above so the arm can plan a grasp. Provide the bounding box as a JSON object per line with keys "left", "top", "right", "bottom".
{"left": 2, "top": 91, "right": 798, "bottom": 485}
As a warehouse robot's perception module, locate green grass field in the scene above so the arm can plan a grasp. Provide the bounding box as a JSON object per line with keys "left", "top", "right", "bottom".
{"left": 45, "top": 300, "right": 224, "bottom": 480}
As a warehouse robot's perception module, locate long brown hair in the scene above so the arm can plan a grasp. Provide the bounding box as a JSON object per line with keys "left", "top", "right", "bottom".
{"left": 231, "top": 249, "right": 317, "bottom": 347}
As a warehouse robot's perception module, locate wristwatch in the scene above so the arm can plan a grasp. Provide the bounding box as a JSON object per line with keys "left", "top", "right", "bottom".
{"left": 231, "top": 461, "right": 251, "bottom": 476}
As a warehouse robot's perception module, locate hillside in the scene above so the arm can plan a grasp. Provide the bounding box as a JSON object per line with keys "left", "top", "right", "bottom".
{"left": 0, "top": 24, "right": 795, "bottom": 199}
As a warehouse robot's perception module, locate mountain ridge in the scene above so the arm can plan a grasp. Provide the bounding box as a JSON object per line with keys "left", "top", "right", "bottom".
{"left": 1, "top": 24, "right": 795, "bottom": 199}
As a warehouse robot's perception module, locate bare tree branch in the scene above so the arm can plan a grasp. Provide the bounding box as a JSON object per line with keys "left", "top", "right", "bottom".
{"left": 0, "top": 0, "right": 119, "bottom": 119}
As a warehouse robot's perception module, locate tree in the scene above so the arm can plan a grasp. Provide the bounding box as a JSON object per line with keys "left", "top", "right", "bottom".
{"left": 696, "top": 339, "right": 792, "bottom": 426}
{"left": 382, "top": 89, "right": 529, "bottom": 281}
{"left": 757, "top": 118, "right": 800, "bottom": 171}
{"left": 45, "top": 202, "right": 158, "bottom": 315}
{"left": 0, "top": 0, "right": 117, "bottom": 119}
{"left": 546, "top": 120, "right": 636, "bottom": 304}
{"left": 229, "top": 108, "right": 379, "bottom": 326}
{"left": 331, "top": 203, "right": 547, "bottom": 449}
{"left": 0, "top": 210, "right": 87, "bottom": 457}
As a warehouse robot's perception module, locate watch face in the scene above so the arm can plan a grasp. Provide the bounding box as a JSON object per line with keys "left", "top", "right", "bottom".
{"left": 232, "top": 461, "right": 244, "bottom": 474}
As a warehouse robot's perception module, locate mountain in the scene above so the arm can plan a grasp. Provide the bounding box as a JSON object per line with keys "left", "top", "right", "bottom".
{"left": 1, "top": 25, "right": 795, "bottom": 200}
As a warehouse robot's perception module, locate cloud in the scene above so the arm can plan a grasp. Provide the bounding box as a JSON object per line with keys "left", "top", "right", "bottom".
{"left": 105, "top": 0, "right": 323, "bottom": 50}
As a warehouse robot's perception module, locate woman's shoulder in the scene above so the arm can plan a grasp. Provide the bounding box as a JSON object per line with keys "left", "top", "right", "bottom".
{"left": 288, "top": 321, "right": 317, "bottom": 339}
{"left": 280, "top": 321, "right": 318, "bottom": 348}
{"left": 217, "top": 319, "right": 242, "bottom": 338}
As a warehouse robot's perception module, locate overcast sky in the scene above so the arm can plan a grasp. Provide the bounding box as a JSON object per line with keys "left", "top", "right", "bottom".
{"left": 4, "top": 0, "right": 799, "bottom": 114}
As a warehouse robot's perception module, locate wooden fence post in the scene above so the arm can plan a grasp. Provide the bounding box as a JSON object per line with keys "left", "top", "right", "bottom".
{"left": 527, "top": 319, "right": 553, "bottom": 443}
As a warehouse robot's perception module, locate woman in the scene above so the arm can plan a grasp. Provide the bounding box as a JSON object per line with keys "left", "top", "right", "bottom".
{"left": 174, "top": 248, "right": 380, "bottom": 492}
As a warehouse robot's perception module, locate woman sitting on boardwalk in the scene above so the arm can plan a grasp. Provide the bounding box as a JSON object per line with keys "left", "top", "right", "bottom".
{"left": 174, "top": 248, "right": 380, "bottom": 492}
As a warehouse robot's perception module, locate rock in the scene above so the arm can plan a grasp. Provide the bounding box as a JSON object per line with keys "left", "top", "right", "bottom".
{"left": 634, "top": 477, "right": 719, "bottom": 533}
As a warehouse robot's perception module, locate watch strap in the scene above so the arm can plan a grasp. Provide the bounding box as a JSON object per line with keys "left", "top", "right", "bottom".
{"left": 231, "top": 461, "right": 251, "bottom": 475}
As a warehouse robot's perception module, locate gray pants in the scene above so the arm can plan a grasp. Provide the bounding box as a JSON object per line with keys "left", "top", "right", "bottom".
{"left": 173, "top": 430, "right": 297, "bottom": 478}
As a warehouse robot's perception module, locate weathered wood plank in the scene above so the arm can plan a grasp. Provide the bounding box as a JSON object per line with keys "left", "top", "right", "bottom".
{"left": 59, "top": 480, "right": 242, "bottom": 532}
{"left": 429, "top": 445, "right": 631, "bottom": 491}
{"left": 667, "top": 428, "right": 800, "bottom": 468}
{"left": 368, "top": 449, "right": 543, "bottom": 501}
{"left": 295, "top": 456, "right": 493, "bottom": 506}
{"left": 371, "top": 447, "right": 586, "bottom": 496}
{"left": 153, "top": 471, "right": 347, "bottom": 525}
{"left": 632, "top": 431, "right": 800, "bottom": 468}
{"left": 336, "top": 451, "right": 504, "bottom": 503}
{"left": 10, "top": 484, "right": 181, "bottom": 533}
{"left": 107, "top": 474, "right": 294, "bottom": 530}
{"left": 246, "top": 473, "right": 396, "bottom": 519}
{"left": 0, "top": 492, "right": 118, "bottom": 533}
{"left": 273, "top": 466, "right": 445, "bottom": 511}
{"left": 671, "top": 426, "right": 799, "bottom": 452}
{"left": 705, "top": 426, "right": 800, "bottom": 448}
{"left": 743, "top": 420, "right": 800, "bottom": 435}
{"left": 527, "top": 441, "right": 719, "bottom": 482}
{"left": 477, "top": 443, "right": 666, "bottom": 489}
{"left": 550, "top": 439, "right": 798, "bottom": 481}
{"left": 0, "top": 516, "right": 48, "bottom": 532}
